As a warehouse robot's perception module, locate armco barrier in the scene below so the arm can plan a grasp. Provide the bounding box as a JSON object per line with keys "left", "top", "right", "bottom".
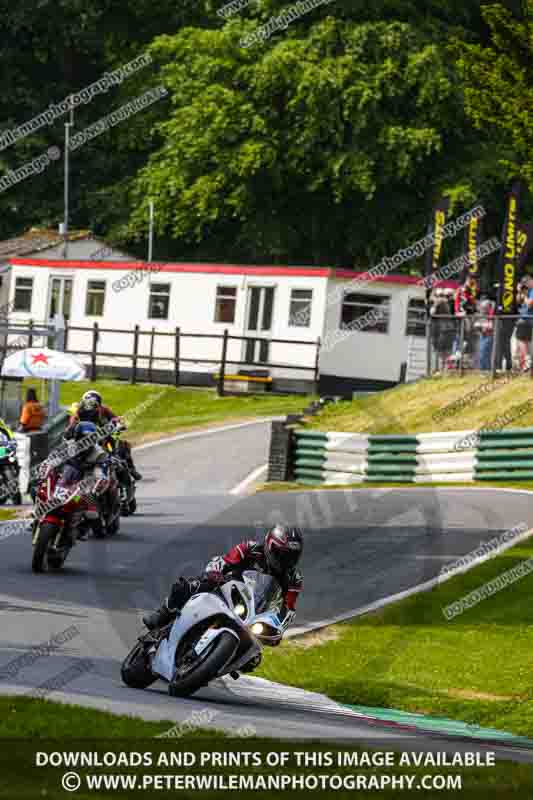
{"left": 475, "top": 427, "right": 533, "bottom": 481}
{"left": 291, "top": 427, "right": 533, "bottom": 485}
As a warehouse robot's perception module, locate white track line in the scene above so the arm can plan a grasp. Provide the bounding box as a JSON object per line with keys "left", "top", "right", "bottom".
{"left": 132, "top": 417, "right": 281, "bottom": 453}
{"left": 288, "top": 523, "right": 533, "bottom": 638}
{"left": 230, "top": 463, "right": 268, "bottom": 495}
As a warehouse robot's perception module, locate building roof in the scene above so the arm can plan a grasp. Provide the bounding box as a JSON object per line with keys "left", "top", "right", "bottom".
{"left": 7, "top": 257, "right": 459, "bottom": 287}
{"left": 0, "top": 228, "right": 96, "bottom": 260}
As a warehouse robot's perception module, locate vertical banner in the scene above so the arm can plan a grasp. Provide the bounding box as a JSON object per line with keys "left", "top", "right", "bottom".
{"left": 461, "top": 210, "right": 483, "bottom": 283}
{"left": 517, "top": 222, "right": 533, "bottom": 272}
{"left": 497, "top": 181, "right": 521, "bottom": 313}
{"left": 424, "top": 196, "right": 450, "bottom": 309}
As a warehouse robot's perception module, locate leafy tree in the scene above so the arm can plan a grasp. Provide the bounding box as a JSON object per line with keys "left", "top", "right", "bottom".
{"left": 452, "top": 0, "right": 533, "bottom": 192}
{"left": 0, "top": 0, "right": 216, "bottom": 240}
{"left": 126, "top": 13, "right": 476, "bottom": 266}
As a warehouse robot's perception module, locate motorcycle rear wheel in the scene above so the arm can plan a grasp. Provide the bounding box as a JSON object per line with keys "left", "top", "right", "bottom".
{"left": 106, "top": 516, "right": 120, "bottom": 536}
{"left": 90, "top": 518, "right": 106, "bottom": 538}
{"left": 169, "top": 631, "right": 238, "bottom": 698}
{"left": 121, "top": 641, "right": 158, "bottom": 689}
{"left": 32, "top": 522, "right": 62, "bottom": 573}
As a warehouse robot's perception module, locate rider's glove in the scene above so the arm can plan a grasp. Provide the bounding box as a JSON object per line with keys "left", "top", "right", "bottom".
{"left": 278, "top": 608, "right": 295, "bottom": 633}
{"left": 204, "top": 556, "right": 227, "bottom": 585}
{"left": 205, "top": 569, "right": 225, "bottom": 586}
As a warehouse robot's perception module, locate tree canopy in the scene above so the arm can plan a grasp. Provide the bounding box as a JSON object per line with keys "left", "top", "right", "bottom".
{"left": 0, "top": 1, "right": 531, "bottom": 268}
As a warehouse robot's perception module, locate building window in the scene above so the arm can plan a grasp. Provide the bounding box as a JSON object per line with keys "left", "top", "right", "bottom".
{"left": 289, "top": 289, "right": 313, "bottom": 327}
{"left": 85, "top": 281, "right": 106, "bottom": 316}
{"left": 148, "top": 283, "right": 170, "bottom": 319}
{"left": 214, "top": 286, "right": 237, "bottom": 323}
{"left": 406, "top": 298, "right": 426, "bottom": 337}
{"left": 13, "top": 277, "right": 33, "bottom": 312}
{"left": 341, "top": 292, "right": 391, "bottom": 334}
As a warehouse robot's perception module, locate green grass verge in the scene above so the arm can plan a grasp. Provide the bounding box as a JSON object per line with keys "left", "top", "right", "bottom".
{"left": 256, "top": 534, "right": 533, "bottom": 738}
{"left": 3, "top": 698, "right": 533, "bottom": 797}
{"left": 46, "top": 380, "right": 310, "bottom": 445}
{"left": 0, "top": 695, "right": 192, "bottom": 738}
{"left": 307, "top": 374, "right": 533, "bottom": 434}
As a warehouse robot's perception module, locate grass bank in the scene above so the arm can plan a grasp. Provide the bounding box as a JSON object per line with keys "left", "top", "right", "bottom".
{"left": 53, "top": 381, "right": 310, "bottom": 445}
{"left": 308, "top": 374, "right": 533, "bottom": 434}
{"left": 256, "top": 534, "right": 533, "bottom": 738}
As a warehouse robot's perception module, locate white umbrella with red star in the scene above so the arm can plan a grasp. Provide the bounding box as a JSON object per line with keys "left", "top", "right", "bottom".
{"left": 1, "top": 348, "right": 86, "bottom": 381}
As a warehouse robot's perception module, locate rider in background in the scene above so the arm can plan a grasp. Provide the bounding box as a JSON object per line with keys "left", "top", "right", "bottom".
{"left": 143, "top": 525, "right": 304, "bottom": 654}
{"left": 61, "top": 421, "right": 117, "bottom": 541}
{"left": 66, "top": 390, "right": 142, "bottom": 480}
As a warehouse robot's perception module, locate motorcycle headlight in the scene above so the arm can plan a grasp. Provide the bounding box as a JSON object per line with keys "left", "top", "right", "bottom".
{"left": 234, "top": 603, "right": 247, "bottom": 619}
{"left": 251, "top": 623, "right": 264, "bottom": 635}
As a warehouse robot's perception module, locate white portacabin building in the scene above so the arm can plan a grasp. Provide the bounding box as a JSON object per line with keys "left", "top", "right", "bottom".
{"left": 4, "top": 257, "right": 457, "bottom": 394}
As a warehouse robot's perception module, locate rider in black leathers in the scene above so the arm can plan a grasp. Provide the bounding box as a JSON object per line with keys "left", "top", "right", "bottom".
{"left": 143, "top": 525, "right": 304, "bottom": 648}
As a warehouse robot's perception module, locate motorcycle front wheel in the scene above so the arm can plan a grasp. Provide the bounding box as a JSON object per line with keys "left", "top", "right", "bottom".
{"left": 169, "top": 630, "right": 238, "bottom": 698}
{"left": 32, "top": 522, "right": 62, "bottom": 573}
{"left": 121, "top": 641, "right": 158, "bottom": 689}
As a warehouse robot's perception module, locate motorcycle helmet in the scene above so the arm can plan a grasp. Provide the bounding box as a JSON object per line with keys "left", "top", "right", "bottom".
{"left": 67, "top": 421, "right": 98, "bottom": 462}
{"left": 82, "top": 390, "right": 102, "bottom": 405}
{"left": 77, "top": 396, "right": 100, "bottom": 423}
{"left": 264, "top": 524, "right": 303, "bottom": 573}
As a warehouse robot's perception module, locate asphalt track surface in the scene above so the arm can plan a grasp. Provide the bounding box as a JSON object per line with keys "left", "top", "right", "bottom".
{"left": 1, "top": 419, "right": 533, "bottom": 761}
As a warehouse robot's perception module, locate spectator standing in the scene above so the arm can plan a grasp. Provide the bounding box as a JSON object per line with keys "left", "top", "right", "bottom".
{"left": 474, "top": 299, "right": 494, "bottom": 371}
{"left": 431, "top": 293, "right": 456, "bottom": 372}
{"left": 444, "top": 288, "right": 455, "bottom": 315}
{"left": 18, "top": 388, "right": 46, "bottom": 432}
{"left": 513, "top": 277, "right": 533, "bottom": 371}
{"left": 453, "top": 276, "right": 478, "bottom": 358}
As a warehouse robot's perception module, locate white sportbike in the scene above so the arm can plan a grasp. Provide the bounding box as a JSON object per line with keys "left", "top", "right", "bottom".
{"left": 121, "top": 572, "right": 284, "bottom": 697}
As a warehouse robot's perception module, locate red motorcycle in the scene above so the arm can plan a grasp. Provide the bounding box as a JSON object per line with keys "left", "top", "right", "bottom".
{"left": 31, "top": 462, "right": 119, "bottom": 573}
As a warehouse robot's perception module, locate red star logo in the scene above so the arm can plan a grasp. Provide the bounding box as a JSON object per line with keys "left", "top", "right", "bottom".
{"left": 31, "top": 352, "right": 49, "bottom": 365}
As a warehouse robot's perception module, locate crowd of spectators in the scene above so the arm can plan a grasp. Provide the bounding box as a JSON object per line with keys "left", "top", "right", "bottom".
{"left": 429, "top": 274, "right": 533, "bottom": 373}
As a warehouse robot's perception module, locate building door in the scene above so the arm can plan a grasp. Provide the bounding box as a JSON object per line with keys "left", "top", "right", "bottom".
{"left": 244, "top": 286, "right": 275, "bottom": 364}
{"left": 48, "top": 277, "right": 73, "bottom": 322}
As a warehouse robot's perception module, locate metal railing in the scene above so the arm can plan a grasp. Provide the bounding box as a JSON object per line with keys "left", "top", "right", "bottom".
{"left": 426, "top": 314, "right": 533, "bottom": 379}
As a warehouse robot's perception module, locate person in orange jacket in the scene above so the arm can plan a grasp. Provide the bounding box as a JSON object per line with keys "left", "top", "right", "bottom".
{"left": 19, "top": 388, "right": 46, "bottom": 432}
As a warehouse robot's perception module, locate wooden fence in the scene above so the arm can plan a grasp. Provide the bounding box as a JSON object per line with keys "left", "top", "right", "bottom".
{"left": 60, "top": 322, "right": 320, "bottom": 395}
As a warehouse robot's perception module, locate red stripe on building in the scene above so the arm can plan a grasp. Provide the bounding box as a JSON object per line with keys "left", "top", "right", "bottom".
{"left": 8, "top": 258, "right": 332, "bottom": 278}
{"left": 7, "top": 258, "right": 459, "bottom": 286}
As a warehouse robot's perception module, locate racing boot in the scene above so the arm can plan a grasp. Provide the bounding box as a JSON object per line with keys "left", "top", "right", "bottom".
{"left": 239, "top": 652, "right": 262, "bottom": 673}
{"left": 142, "top": 602, "right": 177, "bottom": 631}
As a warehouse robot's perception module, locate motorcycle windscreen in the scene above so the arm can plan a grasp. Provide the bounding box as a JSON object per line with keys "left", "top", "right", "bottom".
{"left": 57, "top": 464, "right": 83, "bottom": 486}
{"left": 53, "top": 464, "right": 84, "bottom": 502}
{"left": 243, "top": 570, "right": 282, "bottom": 615}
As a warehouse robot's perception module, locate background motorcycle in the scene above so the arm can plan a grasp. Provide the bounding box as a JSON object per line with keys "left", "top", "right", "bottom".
{"left": 0, "top": 435, "right": 22, "bottom": 505}
{"left": 31, "top": 464, "right": 92, "bottom": 573}
{"left": 121, "top": 572, "right": 283, "bottom": 697}
{"left": 81, "top": 457, "right": 121, "bottom": 539}
{"left": 99, "top": 429, "right": 136, "bottom": 518}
